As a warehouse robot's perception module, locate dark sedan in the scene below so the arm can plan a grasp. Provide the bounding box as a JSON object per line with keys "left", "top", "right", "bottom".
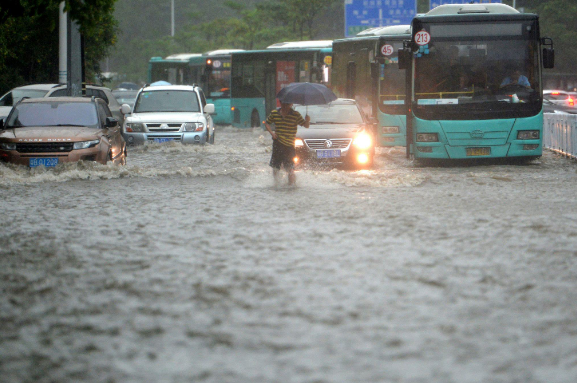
{"left": 293, "top": 99, "right": 375, "bottom": 169}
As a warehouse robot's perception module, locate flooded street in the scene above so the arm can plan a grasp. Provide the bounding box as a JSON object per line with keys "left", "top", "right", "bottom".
{"left": 1, "top": 127, "right": 577, "bottom": 383}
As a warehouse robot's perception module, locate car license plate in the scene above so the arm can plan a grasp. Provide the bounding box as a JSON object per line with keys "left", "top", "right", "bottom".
{"left": 466, "top": 147, "right": 491, "bottom": 156}
{"left": 29, "top": 158, "right": 59, "bottom": 168}
{"left": 153, "top": 137, "right": 176, "bottom": 143}
{"left": 316, "top": 149, "right": 341, "bottom": 159}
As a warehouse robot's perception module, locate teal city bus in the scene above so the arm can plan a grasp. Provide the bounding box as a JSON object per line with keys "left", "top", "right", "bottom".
{"left": 332, "top": 25, "right": 411, "bottom": 146}
{"left": 230, "top": 41, "right": 332, "bottom": 128}
{"left": 399, "top": 3, "right": 554, "bottom": 160}
{"left": 148, "top": 49, "right": 244, "bottom": 124}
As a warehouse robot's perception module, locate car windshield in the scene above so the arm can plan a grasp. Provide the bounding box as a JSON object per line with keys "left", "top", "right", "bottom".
{"left": 133, "top": 90, "right": 200, "bottom": 113}
{"left": 294, "top": 103, "right": 363, "bottom": 126}
{"left": 6, "top": 102, "right": 99, "bottom": 128}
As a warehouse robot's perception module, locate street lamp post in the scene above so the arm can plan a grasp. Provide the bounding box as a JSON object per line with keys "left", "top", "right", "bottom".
{"left": 171, "top": 0, "right": 175, "bottom": 36}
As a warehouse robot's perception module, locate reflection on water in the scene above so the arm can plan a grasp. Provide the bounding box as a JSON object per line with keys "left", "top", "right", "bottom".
{"left": 0, "top": 127, "right": 429, "bottom": 188}
{"left": 1, "top": 127, "right": 577, "bottom": 383}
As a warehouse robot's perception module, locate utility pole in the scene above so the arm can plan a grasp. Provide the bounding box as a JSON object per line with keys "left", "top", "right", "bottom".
{"left": 59, "top": 2, "right": 67, "bottom": 84}
{"left": 171, "top": 0, "right": 175, "bottom": 36}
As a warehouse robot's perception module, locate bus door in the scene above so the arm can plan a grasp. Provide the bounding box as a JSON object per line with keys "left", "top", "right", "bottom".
{"left": 264, "top": 62, "right": 277, "bottom": 117}
{"left": 274, "top": 61, "right": 296, "bottom": 109}
{"left": 346, "top": 62, "right": 356, "bottom": 99}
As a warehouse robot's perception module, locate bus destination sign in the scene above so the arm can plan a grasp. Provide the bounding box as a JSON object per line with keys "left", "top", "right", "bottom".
{"left": 345, "top": 0, "right": 417, "bottom": 37}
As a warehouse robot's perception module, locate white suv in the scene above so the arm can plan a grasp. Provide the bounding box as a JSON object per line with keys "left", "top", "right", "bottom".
{"left": 121, "top": 85, "right": 215, "bottom": 145}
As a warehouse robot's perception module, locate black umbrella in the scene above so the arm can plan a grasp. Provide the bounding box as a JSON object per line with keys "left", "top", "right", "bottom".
{"left": 277, "top": 82, "right": 337, "bottom": 105}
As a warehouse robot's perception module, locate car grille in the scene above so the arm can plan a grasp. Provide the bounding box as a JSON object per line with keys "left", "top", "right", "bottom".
{"left": 304, "top": 138, "right": 351, "bottom": 149}
{"left": 16, "top": 143, "right": 74, "bottom": 153}
{"left": 146, "top": 123, "right": 182, "bottom": 132}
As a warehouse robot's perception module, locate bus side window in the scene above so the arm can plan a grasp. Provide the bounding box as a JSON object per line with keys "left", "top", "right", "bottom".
{"left": 346, "top": 62, "right": 356, "bottom": 99}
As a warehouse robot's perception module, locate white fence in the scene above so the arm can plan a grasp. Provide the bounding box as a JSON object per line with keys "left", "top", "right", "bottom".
{"left": 543, "top": 113, "right": 577, "bottom": 160}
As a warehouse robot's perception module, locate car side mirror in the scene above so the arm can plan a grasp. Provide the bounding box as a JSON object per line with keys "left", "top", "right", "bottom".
{"left": 106, "top": 117, "right": 118, "bottom": 128}
{"left": 0, "top": 119, "right": 4, "bottom": 130}
{"left": 120, "top": 104, "right": 132, "bottom": 115}
{"left": 204, "top": 103, "right": 215, "bottom": 114}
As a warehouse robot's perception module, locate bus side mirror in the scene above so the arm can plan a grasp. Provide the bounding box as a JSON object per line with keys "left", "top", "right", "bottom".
{"left": 398, "top": 49, "right": 410, "bottom": 70}
{"left": 543, "top": 48, "right": 554, "bottom": 69}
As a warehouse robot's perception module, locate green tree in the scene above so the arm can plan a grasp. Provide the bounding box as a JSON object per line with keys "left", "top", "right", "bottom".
{"left": 516, "top": 0, "right": 577, "bottom": 74}
{"left": 0, "top": 0, "right": 118, "bottom": 94}
{"left": 279, "top": 0, "right": 340, "bottom": 39}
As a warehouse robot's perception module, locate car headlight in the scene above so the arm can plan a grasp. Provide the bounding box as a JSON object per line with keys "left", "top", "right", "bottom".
{"left": 183, "top": 122, "right": 205, "bottom": 132}
{"left": 73, "top": 139, "right": 100, "bottom": 150}
{"left": 0, "top": 142, "right": 16, "bottom": 150}
{"left": 416, "top": 133, "right": 439, "bottom": 142}
{"left": 295, "top": 138, "right": 304, "bottom": 147}
{"left": 517, "top": 130, "right": 540, "bottom": 140}
{"left": 353, "top": 133, "right": 372, "bottom": 149}
{"left": 125, "top": 122, "right": 144, "bottom": 132}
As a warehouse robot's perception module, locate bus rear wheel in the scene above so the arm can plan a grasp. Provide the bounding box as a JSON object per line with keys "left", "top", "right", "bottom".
{"left": 251, "top": 110, "right": 260, "bottom": 128}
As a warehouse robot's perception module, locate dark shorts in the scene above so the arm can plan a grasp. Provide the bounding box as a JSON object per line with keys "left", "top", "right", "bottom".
{"left": 269, "top": 139, "right": 295, "bottom": 170}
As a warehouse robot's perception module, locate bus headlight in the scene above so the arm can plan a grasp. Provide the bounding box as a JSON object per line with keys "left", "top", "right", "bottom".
{"left": 353, "top": 133, "right": 372, "bottom": 149}
{"left": 295, "top": 138, "right": 304, "bottom": 147}
{"left": 125, "top": 123, "right": 144, "bottom": 132}
{"left": 416, "top": 133, "right": 438, "bottom": 142}
{"left": 517, "top": 130, "right": 540, "bottom": 140}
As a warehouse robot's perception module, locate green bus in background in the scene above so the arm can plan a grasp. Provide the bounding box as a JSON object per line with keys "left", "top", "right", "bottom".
{"left": 332, "top": 25, "right": 411, "bottom": 146}
{"left": 148, "top": 49, "right": 244, "bottom": 125}
{"left": 230, "top": 41, "right": 333, "bottom": 128}
{"left": 399, "top": 3, "right": 554, "bottom": 160}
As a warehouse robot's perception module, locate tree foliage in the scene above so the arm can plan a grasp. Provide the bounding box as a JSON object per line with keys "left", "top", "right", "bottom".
{"left": 108, "top": 0, "right": 340, "bottom": 84}
{"left": 516, "top": 0, "right": 577, "bottom": 74}
{"left": 0, "top": 0, "right": 118, "bottom": 94}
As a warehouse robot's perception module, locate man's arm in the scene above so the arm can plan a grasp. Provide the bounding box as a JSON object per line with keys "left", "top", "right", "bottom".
{"left": 265, "top": 121, "right": 277, "bottom": 140}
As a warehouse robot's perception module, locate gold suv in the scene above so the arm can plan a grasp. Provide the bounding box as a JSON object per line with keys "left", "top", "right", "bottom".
{"left": 0, "top": 97, "right": 126, "bottom": 167}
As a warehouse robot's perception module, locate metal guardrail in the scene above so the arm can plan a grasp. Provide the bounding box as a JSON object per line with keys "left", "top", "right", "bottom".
{"left": 543, "top": 113, "right": 577, "bottom": 160}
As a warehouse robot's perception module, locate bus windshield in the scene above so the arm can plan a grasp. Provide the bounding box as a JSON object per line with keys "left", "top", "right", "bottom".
{"left": 205, "top": 59, "right": 232, "bottom": 99}
{"left": 379, "top": 41, "right": 406, "bottom": 115}
{"left": 413, "top": 22, "right": 541, "bottom": 119}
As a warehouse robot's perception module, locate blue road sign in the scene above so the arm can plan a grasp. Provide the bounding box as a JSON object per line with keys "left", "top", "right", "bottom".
{"left": 345, "top": 0, "right": 417, "bottom": 37}
{"left": 430, "top": 0, "right": 501, "bottom": 9}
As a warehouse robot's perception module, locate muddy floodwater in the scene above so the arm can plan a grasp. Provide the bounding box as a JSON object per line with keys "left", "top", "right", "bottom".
{"left": 1, "top": 127, "right": 577, "bottom": 383}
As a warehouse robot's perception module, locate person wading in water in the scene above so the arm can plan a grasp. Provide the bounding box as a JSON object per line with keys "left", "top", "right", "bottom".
{"left": 264, "top": 102, "right": 310, "bottom": 185}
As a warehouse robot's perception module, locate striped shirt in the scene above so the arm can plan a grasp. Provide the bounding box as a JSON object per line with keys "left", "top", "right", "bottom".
{"left": 266, "top": 109, "right": 306, "bottom": 147}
